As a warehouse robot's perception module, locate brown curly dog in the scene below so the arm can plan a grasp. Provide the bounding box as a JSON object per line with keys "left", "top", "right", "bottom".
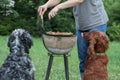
{"left": 83, "top": 30, "right": 109, "bottom": 80}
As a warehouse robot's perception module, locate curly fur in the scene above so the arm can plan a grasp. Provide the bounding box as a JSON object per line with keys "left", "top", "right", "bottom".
{"left": 0, "top": 29, "right": 35, "bottom": 80}
{"left": 83, "top": 30, "right": 109, "bottom": 80}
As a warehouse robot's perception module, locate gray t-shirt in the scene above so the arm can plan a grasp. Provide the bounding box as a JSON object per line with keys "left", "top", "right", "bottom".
{"left": 73, "top": 0, "right": 108, "bottom": 31}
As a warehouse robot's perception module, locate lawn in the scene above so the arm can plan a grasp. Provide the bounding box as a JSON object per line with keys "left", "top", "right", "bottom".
{"left": 0, "top": 36, "right": 120, "bottom": 80}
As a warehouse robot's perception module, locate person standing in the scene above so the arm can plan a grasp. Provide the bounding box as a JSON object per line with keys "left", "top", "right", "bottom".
{"left": 38, "top": 0, "right": 108, "bottom": 79}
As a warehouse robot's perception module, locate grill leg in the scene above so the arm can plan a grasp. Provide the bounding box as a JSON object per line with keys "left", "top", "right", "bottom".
{"left": 64, "top": 55, "right": 69, "bottom": 80}
{"left": 45, "top": 55, "right": 53, "bottom": 80}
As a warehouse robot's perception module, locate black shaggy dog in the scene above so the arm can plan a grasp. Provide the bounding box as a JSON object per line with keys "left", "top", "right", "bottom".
{"left": 0, "top": 29, "right": 35, "bottom": 80}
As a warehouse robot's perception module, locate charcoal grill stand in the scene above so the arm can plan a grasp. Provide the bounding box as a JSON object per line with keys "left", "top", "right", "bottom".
{"left": 40, "top": 15, "right": 71, "bottom": 80}
{"left": 45, "top": 53, "right": 69, "bottom": 80}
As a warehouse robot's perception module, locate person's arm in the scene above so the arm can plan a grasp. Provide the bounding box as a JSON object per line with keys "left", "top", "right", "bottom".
{"left": 55, "top": 0, "right": 84, "bottom": 10}
{"left": 38, "top": 0, "right": 61, "bottom": 17}
{"left": 48, "top": 0, "right": 84, "bottom": 19}
{"left": 44, "top": 0, "right": 61, "bottom": 8}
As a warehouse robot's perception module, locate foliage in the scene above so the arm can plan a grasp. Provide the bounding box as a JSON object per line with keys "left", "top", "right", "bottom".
{"left": 42, "top": 8, "right": 75, "bottom": 33}
{"left": 0, "top": 0, "right": 120, "bottom": 41}
{"left": 103, "top": 0, "right": 120, "bottom": 25}
{"left": 38, "top": 0, "right": 75, "bottom": 34}
{"left": 103, "top": 0, "right": 120, "bottom": 41}
{"left": 0, "top": 0, "right": 75, "bottom": 36}
{"left": 0, "top": 0, "right": 39, "bottom": 36}
{"left": 0, "top": 0, "right": 16, "bottom": 16}
{"left": 107, "top": 23, "right": 120, "bottom": 41}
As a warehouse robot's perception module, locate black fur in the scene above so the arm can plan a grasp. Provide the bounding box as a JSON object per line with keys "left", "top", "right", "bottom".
{"left": 0, "top": 29, "right": 35, "bottom": 80}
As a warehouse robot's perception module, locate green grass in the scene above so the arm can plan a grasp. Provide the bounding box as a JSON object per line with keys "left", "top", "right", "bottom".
{"left": 0, "top": 36, "right": 120, "bottom": 80}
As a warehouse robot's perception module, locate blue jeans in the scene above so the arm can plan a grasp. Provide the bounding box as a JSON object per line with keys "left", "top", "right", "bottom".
{"left": 76, "top": 24, "right": 107, "bottom": 79}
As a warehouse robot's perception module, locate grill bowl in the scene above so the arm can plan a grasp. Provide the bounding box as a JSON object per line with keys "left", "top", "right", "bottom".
{"left": 42, "top": 33, "right": 77, "bottom": 54}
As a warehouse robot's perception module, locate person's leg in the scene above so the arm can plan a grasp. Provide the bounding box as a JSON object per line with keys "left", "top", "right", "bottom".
{"left": 76, "top": 30, "right": 88, "bottom": 79}
{"left": 77, "top": 24, "right": 107, "bottom": 79}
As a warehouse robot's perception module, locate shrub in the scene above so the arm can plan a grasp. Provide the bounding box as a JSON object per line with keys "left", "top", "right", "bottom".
{"left": 41, "top": 8, "right": 75, "bottom": 34}
{"left": 0, "top": 0, "right": 120, "bottom": 41}
{"left": 107, "top": 23, "right": 120, "bottom": 41}
{"left": 103, "top": 0, "right": 120, "bottom": 25}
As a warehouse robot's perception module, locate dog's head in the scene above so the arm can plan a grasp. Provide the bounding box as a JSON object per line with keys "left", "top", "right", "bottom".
{"left": 83, "top": 30, "right": 109, "bottom": 55}
{"left": 8, "top": 29, "right": 33, "bottom": 54}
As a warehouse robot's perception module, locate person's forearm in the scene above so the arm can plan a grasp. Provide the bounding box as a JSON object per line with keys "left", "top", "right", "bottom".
{"left": 55, "top": 0, "right": 84, "bottom": 10}
{"left": 45, "top": 0, "right": 61, "bottom": 8}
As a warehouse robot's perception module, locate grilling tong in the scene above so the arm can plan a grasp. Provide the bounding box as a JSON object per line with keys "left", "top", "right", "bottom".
{"left": 40, "top": 15, "right": 46, "bottom": 34}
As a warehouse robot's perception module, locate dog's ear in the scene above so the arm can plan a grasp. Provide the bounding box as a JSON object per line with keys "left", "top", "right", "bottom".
{"left": 83, "top": 32, "right": 96, "bottom": 55}
{"left": 7, "top": 34, "right": 14, "bottom": 48}
{"left": 96, "top": 32, "right": 109, "bottom": 53}
{"left": 102, "top": 33, "right": 109, "bottom": 51}
{"left": 87, "top": 32, "right": 96, "bottom": 55}
{"left": 20, "top": 31, "right": 33, "bottom": 54}
{"left": 26, "top": 32, "right": 33, "bottom": 48}
{"left": 22, "top": 31, "right": 33, "bottom": 48}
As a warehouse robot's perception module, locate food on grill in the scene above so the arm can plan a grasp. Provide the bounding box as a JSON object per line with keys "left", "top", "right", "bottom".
{"left": 46, "top": 31, "right": 73, "bottom": 35}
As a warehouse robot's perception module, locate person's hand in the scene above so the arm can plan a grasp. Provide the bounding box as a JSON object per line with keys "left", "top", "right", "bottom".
{"left": 38, "top": 4, "right": 48, "bottom": 17}
{"left": 48, "top": 7, "right": 59, "bottom": 19}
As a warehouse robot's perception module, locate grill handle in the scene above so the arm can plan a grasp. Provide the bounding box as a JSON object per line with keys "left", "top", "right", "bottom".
{"left": 40, "top": 15, "right": 46, "bottom": 34}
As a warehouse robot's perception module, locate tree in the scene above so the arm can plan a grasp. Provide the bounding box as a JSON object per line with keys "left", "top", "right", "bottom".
{"left": 0, "top": 0, "right": 15, "bottom": 16}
